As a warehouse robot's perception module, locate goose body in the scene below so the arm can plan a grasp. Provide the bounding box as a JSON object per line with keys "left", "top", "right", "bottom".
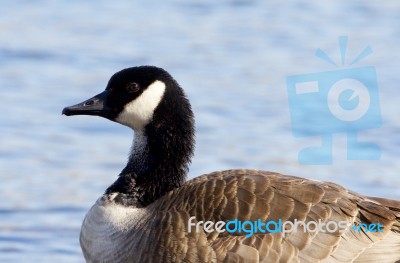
{"left": 63, "top": 66, "right": 400, "bottom": 263}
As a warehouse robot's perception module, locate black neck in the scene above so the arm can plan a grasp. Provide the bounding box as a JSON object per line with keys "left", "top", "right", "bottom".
{"left": 106, "top": 85, "right": 194, "bottom": 207}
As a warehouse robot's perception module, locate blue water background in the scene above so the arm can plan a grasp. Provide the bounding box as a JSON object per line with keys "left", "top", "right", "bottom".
{"left": 0, "top": 0, "right": 399, "bottom": 261}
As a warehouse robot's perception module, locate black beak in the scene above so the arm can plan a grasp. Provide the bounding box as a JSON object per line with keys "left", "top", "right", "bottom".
{"left": 62, "top": 90, "right": 113, "bottom": 118}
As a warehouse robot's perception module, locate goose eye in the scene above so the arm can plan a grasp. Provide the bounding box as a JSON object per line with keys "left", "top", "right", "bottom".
{"left": 126, "top": 82, "right": 140, "bottom": 93}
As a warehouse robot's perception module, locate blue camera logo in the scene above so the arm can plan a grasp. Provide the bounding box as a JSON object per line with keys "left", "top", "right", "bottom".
{"left": 287, "top": 36, "right": 381, "bottom": 164}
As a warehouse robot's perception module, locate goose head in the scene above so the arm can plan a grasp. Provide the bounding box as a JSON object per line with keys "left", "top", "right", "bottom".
{"left": 62, "top": 66, "right": 193, "bottom": 133}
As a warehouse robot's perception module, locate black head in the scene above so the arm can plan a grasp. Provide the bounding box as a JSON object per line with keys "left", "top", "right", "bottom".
{"left": 62, "top": 66, "right": 191, "bottom": 131}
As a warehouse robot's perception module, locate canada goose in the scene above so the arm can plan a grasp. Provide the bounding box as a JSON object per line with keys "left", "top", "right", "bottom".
{"left": 62, "top": 66, "right": 400, "bottom": 263}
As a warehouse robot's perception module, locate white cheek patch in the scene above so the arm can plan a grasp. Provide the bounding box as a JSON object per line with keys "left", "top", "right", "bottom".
{"left": 116, "top": 80, "right": 166, "bottom": 130}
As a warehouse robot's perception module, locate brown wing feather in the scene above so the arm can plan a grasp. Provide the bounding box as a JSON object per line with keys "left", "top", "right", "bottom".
{"left": 146, "top": 169, "right": 400, "bottom": 262}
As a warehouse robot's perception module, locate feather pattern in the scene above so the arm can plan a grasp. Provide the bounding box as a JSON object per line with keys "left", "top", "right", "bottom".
{"left": 80, "top": 169, "right": 400, "bottom": 262}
